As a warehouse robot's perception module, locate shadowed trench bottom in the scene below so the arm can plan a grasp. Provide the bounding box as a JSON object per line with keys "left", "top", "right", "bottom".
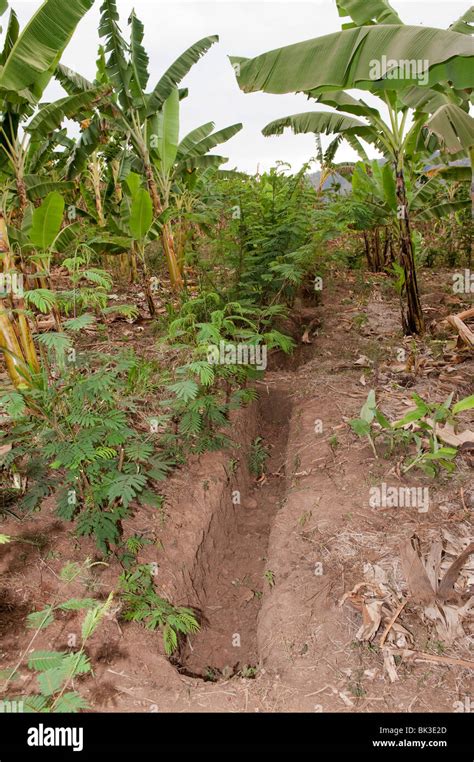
{"left": 176, "top": 386, "right": 293, "bottom": 680}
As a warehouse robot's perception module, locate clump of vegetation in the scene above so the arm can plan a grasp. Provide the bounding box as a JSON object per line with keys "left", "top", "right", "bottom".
{"left": 0, "top": 351, "right": 172, "bottom": 553}
{"left": 2, "top": 561, "right": 112, "bottom": 713}
{"left": 119, "top": 565, "right": 200, "bottom": 655}
{"left": 249, "top": 437, "right": 269, "bottom": 477}
{"left": 350, "top": 390, "right": 474, "bottom": 476}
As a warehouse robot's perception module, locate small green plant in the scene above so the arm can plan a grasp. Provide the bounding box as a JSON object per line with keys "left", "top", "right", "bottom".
{"left": 264, "top": 569, "right": 275, "bottom": 587}
{"left": 239, "top": 665, "right": 257, "bottom": 678}
{"left": 204, "top": 666, "right": 218, "bottom": 682}
{"left": 249, "top": 437, "right": 269, "bottom": 477}
{"left": 3, "top": 561, "right": 112, "bottom": 713}
{"left": 350, "top": 390, "right": 474, "bottom": 476}
{"left": 349, "top": 390, "right": 382, "bottom": 458}
{"left": 118, "top": 533, "right": 154, "bottom": 570}
{"left": 352, "top": 312, "right": 368, "bottom": 330}
{"left": 161, "top": 298, "right": 293, "bottom": 456}
{"left": 227, "top": 458, "right": 239, "bottom": 475}
{"left": 119, "top": 565, "right": 200, "bottom": 655}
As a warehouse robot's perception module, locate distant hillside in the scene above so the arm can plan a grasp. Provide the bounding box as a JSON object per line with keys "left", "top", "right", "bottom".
{"left": 307, "top": 155, "right": 469, "bottom": 195}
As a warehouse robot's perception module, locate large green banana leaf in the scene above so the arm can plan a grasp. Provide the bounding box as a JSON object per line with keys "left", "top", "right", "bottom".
{"left": 155, "top": 88, "right": 180, "bottom": 175}
{"left": 147, "top": 35, "right": 218, "bottom": 116}
{"left": 177, "top": 122, "right": 215, "bottom": 160}
{"left": 0, "top": 8, "right": 19, "bottom": 66}
{"left": 129, "top": 9, "right": 149, "bottom": 97}
{"left": 55, "top": 63, "right": 94, "bottom": 95}
{"left": 310, "top": 84, "right": 456, "bottom": 119}
{"left": 415, "top": 200, "right": 470, "bottom": 220}
{"left": 129, "top": 188, "right": 153, "bottom": 241}
{"left": 449, "top": 7, "right": 474, "bottom": 35}
{"left": 183, "top": 123, "right": 242, "bottom": 159}
{"left": 230, "top": 26, "right": 473, "bottom": 95}
{"left": 0, "top": 0, "right": 94, "bottom": 101}
{"left": 428, "top": 165, "right": 471, "bottom": 182}
{"left": 177, "top": 154, "right": 228, "bottom": 172}
{"left": 29, "top": 191, "right": 65, "bottom": 250}
{"left": 262, "top": 110, "right": 384, "bottom": 156}
{"left": 397, "top": 85, "right": 457, "bottom": 114}
{"left": 262, "top": 111, "right": 366, "bottom": 137}
{"left": 343, "top": 132, "right": 369, "bottom": 161}
{"left": 307, "top": 90, "right": 380, "bottom": 117}
{"left": 23, "top": 175, "right": 75, "bottom": 201}
{"left": 99, "top": 0, "right": 130, "bottom": 105}
{"left": 424, "top": 103, "right": 474, "bottom": 153}
{"left": 65, "top": 117, "right": 102, "bottom": 179}
{"left": 336, "top": 0, "right": 402, "bottom": 27}
{"left": 27, "top": 87, "right": 111, "bottom": 138}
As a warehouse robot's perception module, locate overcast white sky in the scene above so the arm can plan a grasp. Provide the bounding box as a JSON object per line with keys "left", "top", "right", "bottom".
{"left": 12, "top": 1, "right": 468, "bottom": 172}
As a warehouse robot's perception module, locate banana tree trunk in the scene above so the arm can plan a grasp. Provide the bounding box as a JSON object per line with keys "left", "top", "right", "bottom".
{"left": 176, "top": 219, "right": 190, "bottom": 270}
{"left": 363, "top": 231, "right": 374, "bottom": 271}
{"left": 373, "top": 228, "right": 383, "bottom": 272}
{"left": 16, "top": 176, "right": 28, "bottom": 221}
{"left": 395, "top": 165, "right": 424, "bottom": 335}
{"left": 383, "top": 227, "right": 394, "bottom": 268}
{"left": 89, "top": 155, "right": 105, "bottom": 227}
{"left": 143, "top": 162, "right": 183, "bottom": 290}
{"left": 0, "top": 309, "right": 31, "bottom": 387}
{"left": 130, "top": 249, "right": 138, "bottom": 284}
{"left": 0, "top": 215, "right": 38, "bottom": 386}
{"left": 142, "top": 260, "right": 156, "bottom": 318}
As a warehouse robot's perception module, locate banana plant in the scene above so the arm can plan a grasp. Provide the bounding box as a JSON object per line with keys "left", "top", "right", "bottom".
{"left": 126, "top": 177, "right": 155, "bottom": 316}
{"left": 8, "top": 190, "right": 76, "bottom": 334}
{"left": 48, "top": 1, "right": 220, "bottom": 289}
{"left": 0, "top": 0, "right": 95, "bottom": 388}
{"left": 230, "top": 0, "right": 474, "bottom": 334}
{"left": 149, "top": 88, "right": 242, "bottom": 272}
{"left": 350, "top": 161, "right": 396, "bottom": 271}
{"left": 312, "top": 133, "right": 356, "bottom": 193}
{"left": 350, "top": 153, "right": 471, "bottom": 271}
{"left": 87, "top": 171, "right": 162, "bottom": 316}
{"left": 0, "top": 213, "right": 39, "bottom": 388}
{"left": 0, "top": 0, "right": 97, "bottom": 221}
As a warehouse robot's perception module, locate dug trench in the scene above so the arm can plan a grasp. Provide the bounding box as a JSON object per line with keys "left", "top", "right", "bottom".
{"left": 112, "top": 304, "right": 319, "bottom": 687}
{"left": 176, "top": 385, "right": 294, "bottom": 679}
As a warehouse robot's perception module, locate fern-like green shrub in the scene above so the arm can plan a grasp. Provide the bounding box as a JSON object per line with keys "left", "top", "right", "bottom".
{"left": 0, "top": 351, "right": 172, "bottom": 553}
{"left": 119, "top": 565, "right": 200, "bottom": 655}
{"left": 3, "top": 561, "right": 112, "bottom": 713}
